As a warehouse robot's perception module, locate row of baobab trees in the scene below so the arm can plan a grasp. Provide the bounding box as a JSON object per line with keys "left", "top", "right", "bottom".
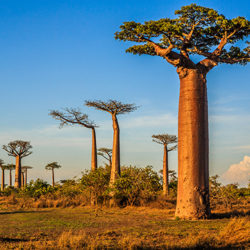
{"left": 0, "top": 100, "right": 177, "bottom": 198}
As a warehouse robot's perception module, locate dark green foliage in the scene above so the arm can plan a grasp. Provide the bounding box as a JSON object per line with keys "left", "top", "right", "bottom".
{"left": 115, "top": 4, "right": 249, "bottom": 65}
{"left": 113, "top": 166, "right": 162, "bottom": 206}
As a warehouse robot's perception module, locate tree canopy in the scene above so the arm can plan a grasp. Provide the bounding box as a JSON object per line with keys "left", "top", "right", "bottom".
{"left": 3, "top": 140, "right": 32, "bottom": 158}
{"left": 45, "top": 162, "right": 62, "bottom": 170}
{"left": 115, "top": 4, "right": 249, "bottom": 70}
{"left": 85, "top": 100, "right": 138, "bottom": 115}
{"left": 152, "top": 134, "right": 177, "bottom": 151}
{"left": 49, "top": 108, "right": 96, "bottom": 129}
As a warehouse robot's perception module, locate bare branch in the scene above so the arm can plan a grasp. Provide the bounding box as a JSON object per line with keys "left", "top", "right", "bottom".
{"left": 2, "top": 140, "right": 32, "bottom": 158}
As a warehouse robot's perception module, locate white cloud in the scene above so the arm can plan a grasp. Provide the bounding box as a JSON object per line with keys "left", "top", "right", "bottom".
{"left": 221, "top": 156, "right": 250, "bottom": 187}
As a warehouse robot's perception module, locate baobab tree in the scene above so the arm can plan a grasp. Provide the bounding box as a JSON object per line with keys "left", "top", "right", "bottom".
{"left": 152, "top": 134, "right": 177, "bottom": 196}
{"left": 115, "top": 4, "right": 249, "bottom": 219}
{"left": 50, "top": 108, "right": 98, "bottom": 171}
{"left": 21, "top": 166, "right": 33, "bottom": 186}
{"left": 98, "top": 147, "right": 112, "bottom": 167}
{"left": 85, "top": 100, "right": 137, "bottom": 185}
{"left": 3, "top": 140, "right": 32, "bottom": 188}
{"left": 5, "top": 164, "right": 15, "bottom": 187}
{"left": 0, "top": 159, "right": 5, "bottom": 191}
{"left": 45, "top": 162, "right": 62, "bottom": 187}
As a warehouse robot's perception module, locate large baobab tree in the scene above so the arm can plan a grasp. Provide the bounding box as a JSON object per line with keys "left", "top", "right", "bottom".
{"left": 115, "top": 4, "right": 249, "bottom": 219}
{"left": 85, "top": 100, "right": 137, "bottom": 185}
{"left": 50, "top": 108, "right": 98, "bottom": 171}
{"left": 152, "top": 134, "right": 177, "bottom": 196}
{"left": 98, "top": 147, "right": 112, "bottom": 167}
{"left": 3, "top": 141, "right": 32, "bottom": 188}
{"left": 21, "top": 166, "right": 33, "bottom": 186}
{"left": 0, "top": 159, "right": 5, "bottom": 191}
{"left": 45, "top": 162, "right": 62, "bottom": 187}
{"left": 5, "top": 164, "right": 15, "bottom": 187}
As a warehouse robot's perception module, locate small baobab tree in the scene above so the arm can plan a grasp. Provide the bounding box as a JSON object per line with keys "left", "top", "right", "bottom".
{"left": 3, "top": 140, "right": 32, "bottom": 188}
{"left": 152, "top": 134, "right": 177, "bottom": 196}
{"left": 21, "top": 166, "right": 33, "bottom": 186}
{"left": 98, "top": 147, "right": 112, "bottom": 167}
{"left": 0, "top": 159, "right": 6, "bottom": 191}
{"left": 115, "top": 4, "right": 249, "bottom": 219}
{"left": 49, "top": 108, "right": 98, "bottom": 171}
{"left": 45, "top": 162, "right": 62, "bottom": 187}
{"left": 85, "top": 100, "right": 137, "bottom": 185}
{"left": 5, "top": 164, "right": 15, "bottom": 187}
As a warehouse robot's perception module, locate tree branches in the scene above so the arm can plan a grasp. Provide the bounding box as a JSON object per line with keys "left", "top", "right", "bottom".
{"left": 2, "top": 141, "right": 32, "bottom": 158}
{"left": 152, "top": 134, "right": 177, "bottom": 151}
{"left": 45, "top": 162, "right": 62, "bottom": 170}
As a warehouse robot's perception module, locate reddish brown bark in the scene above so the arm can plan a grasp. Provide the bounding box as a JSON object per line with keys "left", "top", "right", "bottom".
{"left": 110, "top": 114, "right": 120, "bottom": 185}
{"left": 175, "top": 68, "right": 210, "bottom": 219}
{"left": 9, "top": 169, "right": 12, "bottom": 187}
{"left": 91, "top": 128, "right": 97, "bottom": 171}
{"left": 14, "top": 156, "right": 22, "bottom": 188}
{"left": 163, "top": 145, "right": 169, "bottom": 196}
{"left": 21, "top": 172, "right": 24, "bottom": 188}
{"left": 52, "top": 168, "right": 55, "bottom": 187}
{"left": 1, "top": 168, "right": 5, "bottom": 191}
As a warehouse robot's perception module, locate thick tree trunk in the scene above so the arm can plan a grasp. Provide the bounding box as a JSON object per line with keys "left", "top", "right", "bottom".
{"left": 9, "top": 170, "right": 12, "bottom": 186}
{"left": 91, "top": 128, "right": 98, "bottom": 171}
{"left": 52, "top": 168, "right": 55, "bottom": 187}
{"left": 163, "top": 145, "right": 169, "bottom": 196}
{"left": 110, "top": 114, "right": 120, "bottom": 185}
{"left": 21, "top": 172, "right": 24, "bottom": 188}
{"left": 24, "top": 169, "right": 28, "bottom": 186}
{"left": 175, "top": 68, "right": 210, "bottom": 219}
{"left": 14, "top": 156, "right": 22, "bottom": 188}
{"left": 1, "top": 168, "right": 5, "bottom": 191}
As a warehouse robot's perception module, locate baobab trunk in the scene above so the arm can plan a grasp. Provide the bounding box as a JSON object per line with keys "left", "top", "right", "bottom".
{"left": 14, "top": 156, "right": 22, "bottom": 188}
{"left": 1, "top": 168, "right": 5, "bottom": 191}
{"left": 175, "top": 68, "right": 210, "bottom": 219}
{"left": 21, "top": 172, "right": 24, "bottom": 188}
{"left": 91, "top": 128, "right": 97, "bottom": 171}
{"left": 163, "top": 145, "right": 169, "bottom": 196}
{"left": 9, "top": 170, "right": 12, "bottom": 186}
{"left": 110, "top": 115, "right": 120, "bottom": 185}
{"left": 52, "top": 168, "right": 55, "bottom": 187}
{"left": 24, "top": 169, "right": 27, "bottom": 186}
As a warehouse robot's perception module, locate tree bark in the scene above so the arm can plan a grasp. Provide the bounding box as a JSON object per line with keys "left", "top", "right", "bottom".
{"left": 9, "top": 170, "right": 12, "bottom": 187}
{"left": 24, "top": 169, "right": 28, "bottom": 186}
{"left": 175, "top": 68, "right": 210, "bottom": 219}
{"left": 91, "top": 128, "right": 98, "bottom": 171}
{"left": 163, "top": 144, "right": 169, "bottom": 196}
{"left": 21, "top": 172, "right": 24, "bottom": 188}
{"left": 110, "top": 114, "right": 120, "bottom": 185}
{"left": 52, "top": 168, "right": 55, "bottom": 187}
{"left": 1, "top": 168, "right": 5, "bottom": 191}
{"left": 14, "top": 156, "right": 22, "bottom": 188}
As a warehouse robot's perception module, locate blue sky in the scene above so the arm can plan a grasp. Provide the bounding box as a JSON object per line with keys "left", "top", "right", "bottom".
{"left": 0, "top": 0, "right": 249, "bottom": 186}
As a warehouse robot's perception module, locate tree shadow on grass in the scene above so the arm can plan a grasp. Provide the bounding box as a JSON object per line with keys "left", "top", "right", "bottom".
{"left": 0, "top": 210, "right": 51, "bottom": 215}
{"left": 211, "top": 209, "right": 250, "bottom": 219}
{"left": 0, "top": 237, "right": 29, "bottom": 243}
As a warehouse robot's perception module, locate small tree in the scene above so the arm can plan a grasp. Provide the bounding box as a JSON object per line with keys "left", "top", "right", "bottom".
{"left": 0, "top": 159, "right": 5, "bottom": 191}
{"left": 152, "top": 134, "right": 177, "bottom": 196}
{"left": 5, "top": 164, "right": 15, "bottom": 187}
{"left": 21, "top": 166, "right": 33, "bottom": 186}
{"left": 45, "top": 162, "right": 62, "bottom": 187}
{"left": 85, "top": 100, "right": 138, "bottom": 185}
{"left": 98, "top": 147, "right": 112, "bottom": 167}
{"left": 50, "top": 108, "right": 98, "bottom": 171}
{"left": 3, "top": 140, "right": 32, "bottom": 188}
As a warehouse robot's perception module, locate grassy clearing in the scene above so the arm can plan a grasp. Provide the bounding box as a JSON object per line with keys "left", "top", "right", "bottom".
{"left": 0, "top": 207, "right": 249, "bottom": 249}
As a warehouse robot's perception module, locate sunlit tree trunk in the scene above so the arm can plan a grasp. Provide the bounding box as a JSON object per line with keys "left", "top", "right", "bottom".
{"left": 1, "top": 168, "right": 5, "bottom": 191}
{"left": 175, "top": 68, "right": 210, "bottom": 219}
{"left": 14, "top": 156, "right": 22, "bottom": 188}
{"left": 21, "top": 172, "right": 24, "bottom": 188}
{"left": 9, "top": 170, "right": 12, "bottom": 187}
{"left": 110, "top": 114, "right": 120, "bottom": 185}
{"left": 163, "top": 144, "right": 169, "bottom": 196}
{"left": 52, "top": 168, "right": 55, "bottom": 187}
{"left": 24, "top": 169, "right": 28, "bottom": 186}
{"left": 91, "top": 128, "right": 97, "bottom": 171}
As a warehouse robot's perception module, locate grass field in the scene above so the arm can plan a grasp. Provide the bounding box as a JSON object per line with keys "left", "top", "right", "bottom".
{"left": 0, "top": 206, "right": 249, "bottom": 249}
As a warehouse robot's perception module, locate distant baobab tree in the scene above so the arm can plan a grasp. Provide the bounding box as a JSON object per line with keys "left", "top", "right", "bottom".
{"left": 85, "top": 100, "right": 138, "bottom": 185}
{"left": 5, "top": 164, "right": 15, "bottom": 187}
{"left": 115, "top": 4, "right": 249, "bottom": 219}
{"left": 50, "top": 108, "right": 98, "bottom": 171}
{"left": 45, "top": 162, "right": 62, "bottom": 187}
{"left": 21, "top": 166, "right": 33, "bottom": 186}
{"left": 0, "top": 159, "right": 5, "bottom": 191}
{"left": 152, "top": 134, "right": 177, "bottom": 196}
{"left": 3, "top": 140, "right": 32, "bottom": 188}
{"left": 98, "top": 147, "right": 112, "bottom": 167}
